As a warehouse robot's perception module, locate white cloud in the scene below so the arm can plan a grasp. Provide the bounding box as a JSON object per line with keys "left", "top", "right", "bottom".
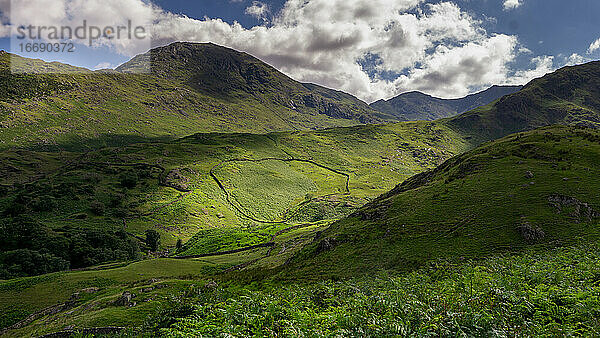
{"left": 505, "top": 56, "right": 554, "bottom": 85}
{"left": 93, "top": 62, "right": 114, "bottom": 69}
{"left": 151, "top": 0, "right": 553, "bottom": 101}
{"left": 2, "top": 0, "right": 558, "bottom": 102}
{"left": 5, "top": 0, "right": 153, "bottom": 55}
{"left": 588, "top": 37, "right": 600, "bottom": 54}
{"left": 564, "top": 53, "right": 590, "bottom": 66}
{"left": 503, "top": 0, "right": 522, "bottom": 11}
{"left": 245, "top": 1, "right": 270, "bottom": 21}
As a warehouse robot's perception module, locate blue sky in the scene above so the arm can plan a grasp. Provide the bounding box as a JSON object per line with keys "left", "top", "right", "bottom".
{"left": 1, "top": 0, "right": 599, "bottom": 102}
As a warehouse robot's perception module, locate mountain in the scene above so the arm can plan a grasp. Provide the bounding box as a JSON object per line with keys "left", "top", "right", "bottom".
{"left": 449, "top": 61, "right": 600, "bottom": 143}
{"left": 283, "top": 60, "right": 600, "bottom": 279}
{"left": 370, "top": 85, "right": 522, "bottom": 121}
{"left": 117, "top": 42, "right": 387, "bottom": 122}
{"left": 2, "top": 57, "right": 600, "bottom": 335}
{"left": 0, "top": 43, "right": 386, "bottom": 150}
{"left": 286, "top": 125, "right": 600, "bottom": 278}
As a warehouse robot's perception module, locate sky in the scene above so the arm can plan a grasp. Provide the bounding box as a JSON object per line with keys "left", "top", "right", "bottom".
{"left": 0, "top": 0, "right": 599, "bottom": 103}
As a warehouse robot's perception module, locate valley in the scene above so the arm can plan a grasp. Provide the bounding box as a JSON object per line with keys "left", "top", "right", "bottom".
{"left": 1, "top": 42, "right": 600, "bottom": 336}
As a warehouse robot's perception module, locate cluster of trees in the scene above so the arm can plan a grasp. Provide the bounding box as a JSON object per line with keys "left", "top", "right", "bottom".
{"left": 0, "top": 216, "right": 141, "bottom": 279}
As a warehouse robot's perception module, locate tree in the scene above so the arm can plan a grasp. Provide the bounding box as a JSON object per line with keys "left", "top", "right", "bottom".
{"left": 119, "top": 171, "right": 139, "bottom": 189}
{"left": 176, "top": 238, "right": 183, "bottom": 251}
{"left": 145, "top": 230, "right": 161, "bottom": 252}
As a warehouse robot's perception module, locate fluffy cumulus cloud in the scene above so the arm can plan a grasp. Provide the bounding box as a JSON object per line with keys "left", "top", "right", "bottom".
{"left": 150, "top": 0, "right": 554, "bottom": 101}
{"left": 1, "top": 0, "right": 558, "bottom": 102}
{"left": 564, "top": 53, "right": 590, "bottom": 66}
{"left": 245, "top": 1, "right": 270, "bottom": 22}
{"left": 503, "top": 0, "right": 523, "bottom": 11}
{"left": 588, "top": 38, "right": 600, "bottom": 54}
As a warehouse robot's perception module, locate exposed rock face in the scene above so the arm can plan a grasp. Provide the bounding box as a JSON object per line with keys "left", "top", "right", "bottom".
{"left": 517, "top": 221, "right": 545, "bottom": 243}
{"left": 301, "top": 94, "right": 352, "bottom": 120}
{"left": 316, "top": 237, "right": 339, "bottom": 254}
{"left": 548, "top": 194, "right": 599, "bottom": 223}
{"left": 162, "top": 168, "right": 191, "bottom": 192}
{"left": 113, "top": 291, "right": 136, "bottom": 307}
{"left": 353, "top": 204, "right": 390, "bottom": 221}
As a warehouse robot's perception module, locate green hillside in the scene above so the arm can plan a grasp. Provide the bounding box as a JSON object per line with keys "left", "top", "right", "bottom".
{"left": 285, "top": 125, "right": 600, "bottom": 278}
{"left": 0, "top": 121, "right": 470, "bottom": 279}
{"left": 2, "top": 125, "right": 600, "bottom": 336}
{"left": 449, "top": 61, "right": 600, "bottom": 143}
{"left": 0, "top": 43, "right": 387, "bottom": 150}
{"left": 2, "top": 49, "right": 600, "bottom": 336}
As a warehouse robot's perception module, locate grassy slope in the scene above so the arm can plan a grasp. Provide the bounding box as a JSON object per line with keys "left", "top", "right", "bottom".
{"left": 448, "top": 61, "right": 600, "bottom": 143}
{"left": 0, "top": 43, "right": 387, "bottom": 150}
{"left": 0, "top": 122, "right": 470, "bottom": 255}
{"left": 0, "top": 259, "right": 213, "bottom": 336}
{"left": 0, "top": 222, "right": 331, "bottom": 336}
{"left": 285, "top": 125, "right": 600, "bottom": 279}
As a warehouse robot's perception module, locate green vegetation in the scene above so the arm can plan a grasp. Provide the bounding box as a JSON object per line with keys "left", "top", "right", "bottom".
{"left": 145, "top": 230, "right": 161, "bottom": 252}
{"left": 285, "top": 126, "right": 600, "bottom": 278}
{"left": 0, "top": 220, "right": 329, "bottom": 335}
{"left": 0, "top": 121, "right": 469, "bottom": 262}
{"left": 0, "top": 259, "right": 217, "bottom": 336}
{"left": 0, "top": 43, "right": 388, "bottom": 151}
{"left": 449, "top": 61, "right": 600, "bottom": 143}
{"left": 2, "top": 47, "right": 600, "bottom": 336}
{"left": 157, "top": 242, "right": 600, "bottom": 337}
{"left": 0, "top": 217, "right": 141, "bottom": 279}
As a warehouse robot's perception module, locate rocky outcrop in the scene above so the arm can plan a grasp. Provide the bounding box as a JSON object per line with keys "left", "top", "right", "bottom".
{"left": 315, "top": 237, "right": 339, "bottom": 254}
{"left": 517, "top": 221, "right": 545, "bottom": 243}
{"left": 113, "top": 291, "right": 136, "bottom": 307}
{"left": 162, "top": 168, "right": 191, "bottom": 192}
{"left": 548, "top": 194, "right": 599, "bottom": 223}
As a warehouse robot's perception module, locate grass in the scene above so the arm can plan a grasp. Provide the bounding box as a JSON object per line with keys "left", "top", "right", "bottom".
{"left": 0, "top": 121, "right": 470, "bottom": 257}
{"left": 284, "top": 125, "right": 600, "bottom": 279}
{"left": 448, "top": 61, "right": 600, "bottom": 143}
{"left": 0, "top": 220, "right": 329, "bottom": 336}
{"left": 0, "top": 259, "right": 216, "bottom": 336}
{"left": 0, "top": 44, "right": 385, "bottom": 151}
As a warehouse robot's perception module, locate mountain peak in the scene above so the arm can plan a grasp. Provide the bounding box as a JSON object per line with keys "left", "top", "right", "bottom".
{"left": 117, "top": 41, "right": 384, "bottom": 125}
{"left": 370, "top": 85, "right": 522, "bottom": 122}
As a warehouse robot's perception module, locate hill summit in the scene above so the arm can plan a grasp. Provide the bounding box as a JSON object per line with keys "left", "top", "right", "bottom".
{"left": 287, "top": 125, "right": 600, "bottom": 278}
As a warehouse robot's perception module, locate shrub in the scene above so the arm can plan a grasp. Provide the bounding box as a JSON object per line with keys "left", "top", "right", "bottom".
{"left": 29, "top": 196, "right": 56, "bottom": 212}
{"left": 90, "top": 201, "right": 106, "bottom": 216}
{"left": 119, "top": 171, "right": 139, "bottom": 189}
{"left": 108, "top": 192, "right": 126, "bottom": 207}
{"left": 3, "top": 201, "right": 28, "bottom": 217}
{"left": 0, "top": 217, "right": 141, "bottom": 277}
{"left": 0, "top": 249, "right": 69, "bottom": 279}
{"left": 145, "top": 230, "right": 161, "bottom": 252}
